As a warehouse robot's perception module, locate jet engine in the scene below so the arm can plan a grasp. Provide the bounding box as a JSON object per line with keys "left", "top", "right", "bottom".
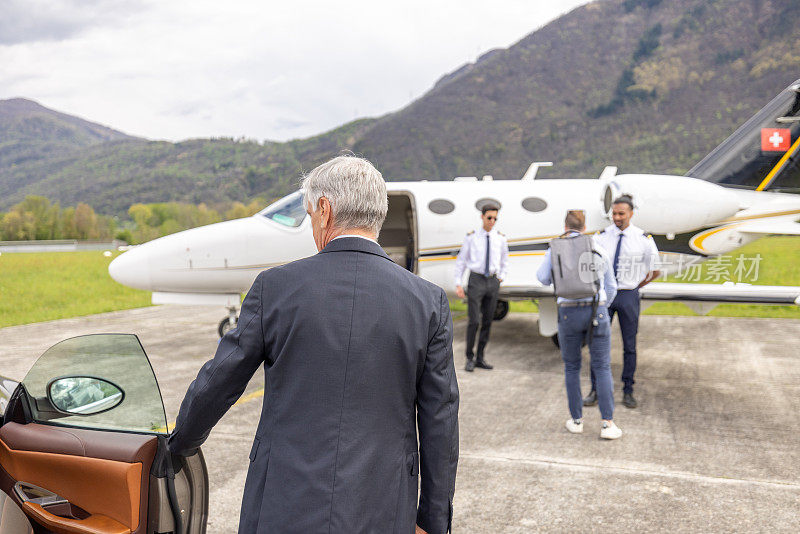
{"left": 601, "top": 174, "right": 741, "bottom": 234}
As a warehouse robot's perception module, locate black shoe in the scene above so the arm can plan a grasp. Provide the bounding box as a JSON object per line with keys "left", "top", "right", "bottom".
{"left": 465, "top": 359, "right": 475, "bottom": 372}
{"left": 475, "top": 359, "right": 493, "bottom": 370}
{"left": 623, "top": 392, "right": 638, "bottom": 409}
{"left": 582, "top": 390, "right": 598, "bottom": 407}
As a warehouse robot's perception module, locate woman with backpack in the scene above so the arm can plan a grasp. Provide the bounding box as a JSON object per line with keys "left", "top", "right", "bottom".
{"left": 536, "top": 210, "right": 622, "bottom": 439}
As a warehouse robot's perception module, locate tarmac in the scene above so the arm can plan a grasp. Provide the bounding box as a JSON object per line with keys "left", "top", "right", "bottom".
{"left": 0, "top": 306, "right": 798, "bottom": 532}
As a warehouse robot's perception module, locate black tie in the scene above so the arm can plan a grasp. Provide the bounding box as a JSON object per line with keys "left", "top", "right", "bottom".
{"left": 484, "top": 234, "right": 490, "bottom": 277}
{"left": 613, "top": 233, "right": 624, "bottom": 279}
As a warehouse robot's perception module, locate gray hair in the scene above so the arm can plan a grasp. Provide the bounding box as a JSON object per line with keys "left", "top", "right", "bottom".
{"left": 302, "top": 155, "right": 388, "bottom": 235}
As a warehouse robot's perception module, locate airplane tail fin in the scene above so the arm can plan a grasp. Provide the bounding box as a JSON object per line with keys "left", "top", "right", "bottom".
{"left": 686, "top": 79, "right": 800, "bottom": 193}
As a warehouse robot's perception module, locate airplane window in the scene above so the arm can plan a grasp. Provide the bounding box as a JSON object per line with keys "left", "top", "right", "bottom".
{"left": 521, "top": 197, "right": 548, "bottom": 212}
{"left": 428, "top": 199, "right": 455, "bottom": 214}
{"left": 475, "top": 198, "right": 502, "bottom": 211}
{"left": 259, "top": 191, "right": 307, "bottom": 227}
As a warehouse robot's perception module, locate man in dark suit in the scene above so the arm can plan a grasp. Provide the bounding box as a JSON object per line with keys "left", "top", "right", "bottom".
{"left": 168, "top": 155, "right": 459, "bottom": 534}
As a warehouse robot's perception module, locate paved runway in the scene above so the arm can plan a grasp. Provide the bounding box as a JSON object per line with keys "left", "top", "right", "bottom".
{"left": 1, "top": 306, "right": 798, "bottom": 532}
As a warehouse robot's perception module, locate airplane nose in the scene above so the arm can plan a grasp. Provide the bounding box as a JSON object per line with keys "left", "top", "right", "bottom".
{"left": 109, "top": 247, "right": 152, "bottom": 290}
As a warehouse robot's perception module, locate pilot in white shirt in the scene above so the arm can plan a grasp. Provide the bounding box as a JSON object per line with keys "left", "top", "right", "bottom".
{"left": 594, "top": 225, "right": 659, "bottom": 291}
{"left": 584, "top": 194, "right": 660, "bottom": 409}
{"left": 453, "top": 204, "right": 509, "bottom": 372}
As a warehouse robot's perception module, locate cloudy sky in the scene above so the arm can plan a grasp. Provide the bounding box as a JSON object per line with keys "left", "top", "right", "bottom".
{"left": 1, "top": 0, "right": 591, "bottom": 142}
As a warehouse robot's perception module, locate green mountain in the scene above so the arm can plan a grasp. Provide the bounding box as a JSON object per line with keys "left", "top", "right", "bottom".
{"left": 2, "top": 0, "right": 799, "bottom": 216}
{"left": 0, "top": 118, "right": 377, "bottom": 214}
{"left": 352, "top": 0, "right": 800, "bottom": 180}
{"left": 0, "top": 98, "right": 135, "bottom": 169}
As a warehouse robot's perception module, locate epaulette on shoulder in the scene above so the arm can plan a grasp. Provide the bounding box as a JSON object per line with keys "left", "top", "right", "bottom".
{"left": 467, "top": 230, "right": 475, "bottom": 236}
{"left": 497, "top": 231, "right": 505, "bottom": 237}
{"left": 646, "top": 233, "right": 654, "bottom": 239}
{"left": 599, "top": 228, "right": 607, "bottom": 234}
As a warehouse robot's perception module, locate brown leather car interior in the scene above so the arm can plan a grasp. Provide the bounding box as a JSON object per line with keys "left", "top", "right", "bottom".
{"left": 21, "top": 503, "right": 128, "bottom": 534}
{"left": 0, "top": 423, "right": 157, "bottom": 534}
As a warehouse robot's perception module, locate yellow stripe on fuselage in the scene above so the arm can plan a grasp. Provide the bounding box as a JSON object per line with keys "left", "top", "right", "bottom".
{"left": 689, "top": 224, "right": 742, "bottom": 254}
{"left": 419, "top": 251, "right": 545, "bottom": 263}
{"left": 721, "top": 208, "right": 800, "bottom": 223}
{"left": 419, "top": 256, "right": 458, "bottom": 262}
{"left": 756, "top": 135, "right": 800, "bottom": 191}
{"left": 419, "top": 231, "right": 595, "bottom": 254}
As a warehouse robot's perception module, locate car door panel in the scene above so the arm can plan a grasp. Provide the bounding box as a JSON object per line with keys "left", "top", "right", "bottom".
{"left": 19, "top": 503, "right": 128, "bottom": 534}
{"left": 0, "top": 334, "right": 208, "bottom": 534}
{"left": 0, "top": 422, "right": 156, "bottom": 534}
{"left": 0, "top": 423, "right": 158, "bottom": 465}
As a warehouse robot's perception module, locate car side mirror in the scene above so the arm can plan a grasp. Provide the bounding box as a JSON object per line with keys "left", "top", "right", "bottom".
{"left": 46, "top": 376, "right": 124, "bottom": 415}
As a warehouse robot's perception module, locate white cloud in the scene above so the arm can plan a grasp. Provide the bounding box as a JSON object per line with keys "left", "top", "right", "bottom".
{"left": 0, "top": 0, "right": 147, "bottom": 45}
{"left": 0, "top": 0, "right": 591, "bottom": 141}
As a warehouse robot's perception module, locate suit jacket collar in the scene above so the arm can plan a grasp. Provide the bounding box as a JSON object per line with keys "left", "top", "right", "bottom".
{"left": 319, "top": 236, "right": 392, "bottom": 261}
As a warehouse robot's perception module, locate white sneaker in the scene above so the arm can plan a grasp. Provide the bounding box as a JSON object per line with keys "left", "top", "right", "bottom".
{"left": 600, "top": 421, "right": 622, "bottom": 440}
{"left": 565, "top": 418, "right": 583, "bottom": 433}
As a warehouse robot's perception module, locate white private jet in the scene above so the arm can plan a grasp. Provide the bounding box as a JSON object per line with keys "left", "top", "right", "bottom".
{"left": 110, "top": 80, "right": 800, "bottom": 338}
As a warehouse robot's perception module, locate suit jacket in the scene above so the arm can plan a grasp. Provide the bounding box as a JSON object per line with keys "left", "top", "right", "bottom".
{"left": 168, "top": 237, "right": 459, "bottom": 534}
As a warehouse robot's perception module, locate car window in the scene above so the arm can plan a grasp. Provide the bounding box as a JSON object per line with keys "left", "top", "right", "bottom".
{"left": 259, "top": 191, "right": 307, "bottom": 227}
{"left": 22, "top": 334, "right": 168, "bottom": 434}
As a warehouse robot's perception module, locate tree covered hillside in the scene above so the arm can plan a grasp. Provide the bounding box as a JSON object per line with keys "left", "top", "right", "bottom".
{"left": 354, "top": 0, "right": 800, "bottom": 180}
{"left": 1, "top": 0, "right": 799, "bottom": 217}
{"left": 0, "top": 98, "right": 134, "bottom": 170}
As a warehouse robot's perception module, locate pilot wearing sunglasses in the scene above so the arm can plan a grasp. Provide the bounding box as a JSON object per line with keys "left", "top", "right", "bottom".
{"left": 454, "top": 203, "right": 509, "bottom": 372}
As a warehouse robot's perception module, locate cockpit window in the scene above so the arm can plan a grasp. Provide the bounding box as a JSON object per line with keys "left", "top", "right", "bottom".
{"left": 259, "top": 191, "right": 307, "bottom": 227}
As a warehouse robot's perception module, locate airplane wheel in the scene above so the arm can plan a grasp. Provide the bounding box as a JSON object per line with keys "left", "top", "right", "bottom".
{"left": 218, "top": 316, "right": 238, "bottom": 337}
{"left": 493, "top": 300, "right": 509, "bottom": 321}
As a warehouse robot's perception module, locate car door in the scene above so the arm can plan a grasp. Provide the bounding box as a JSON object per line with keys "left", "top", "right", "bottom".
{"left": 0, "top": 334, "right": 208, "bottom": 534}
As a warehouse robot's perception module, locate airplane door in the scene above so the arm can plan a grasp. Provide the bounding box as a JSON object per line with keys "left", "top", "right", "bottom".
{"left": 380, "top": 192, "right": 418, "bottom": 274}
{"left": 0, "top": 334, "right": 208, "bottom": 534}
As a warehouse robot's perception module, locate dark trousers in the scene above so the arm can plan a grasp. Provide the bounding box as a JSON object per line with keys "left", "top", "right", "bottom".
{"left": 591, "top": 288, "right": 640, "bottom": 394}
{"left": 466, "top": 271, "right": 499, "bottom": 361}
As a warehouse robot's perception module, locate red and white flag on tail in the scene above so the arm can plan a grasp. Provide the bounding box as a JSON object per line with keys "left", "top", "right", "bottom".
{"left": 761, "top": 128, "right": 791, "bottom": 152}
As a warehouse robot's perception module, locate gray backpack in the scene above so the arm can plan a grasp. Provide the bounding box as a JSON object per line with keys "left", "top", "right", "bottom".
{"left": 549, "top": 234, "right": 602, "bottom": 299}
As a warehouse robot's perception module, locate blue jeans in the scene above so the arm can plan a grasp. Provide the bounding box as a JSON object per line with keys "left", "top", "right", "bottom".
{"left": 558, "top": 304, "right": 614, "bottom": 421}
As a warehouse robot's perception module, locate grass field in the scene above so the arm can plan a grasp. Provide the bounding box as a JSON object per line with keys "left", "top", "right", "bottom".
{"left": 450, "top": 236, "right": 800, "bottom": 319}
{"left": 644, "top": 236, "right": 800, "bottom": 318}
{"left": 0, "top": 251, "right": 151, "bottom": 328}
{"left": 0, "top": 236, "right": 797, "bottom": 329}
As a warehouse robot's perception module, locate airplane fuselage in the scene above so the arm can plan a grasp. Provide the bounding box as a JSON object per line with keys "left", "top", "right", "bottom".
{"left": 109, "top": 78, "right": 800, "bottom": 335}
{"left": 108, "top": 174, "right": 800, "bottom": 304}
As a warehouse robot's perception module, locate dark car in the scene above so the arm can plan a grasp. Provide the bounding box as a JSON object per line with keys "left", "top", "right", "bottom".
{"left": 0, "top": 334, "right": 208, "bottom": 534}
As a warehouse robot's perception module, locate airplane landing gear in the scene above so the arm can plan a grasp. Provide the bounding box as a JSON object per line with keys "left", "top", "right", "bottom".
{"left": 493, "top": 300, "right": 509, "bottom": 321}
{"left": 218, "top": 307, "right": 239, "bottom": 337}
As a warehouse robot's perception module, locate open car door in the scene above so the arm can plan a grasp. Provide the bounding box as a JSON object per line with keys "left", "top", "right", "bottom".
{"left": 0, "top": 334, "right": 208, "bottom": 534}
